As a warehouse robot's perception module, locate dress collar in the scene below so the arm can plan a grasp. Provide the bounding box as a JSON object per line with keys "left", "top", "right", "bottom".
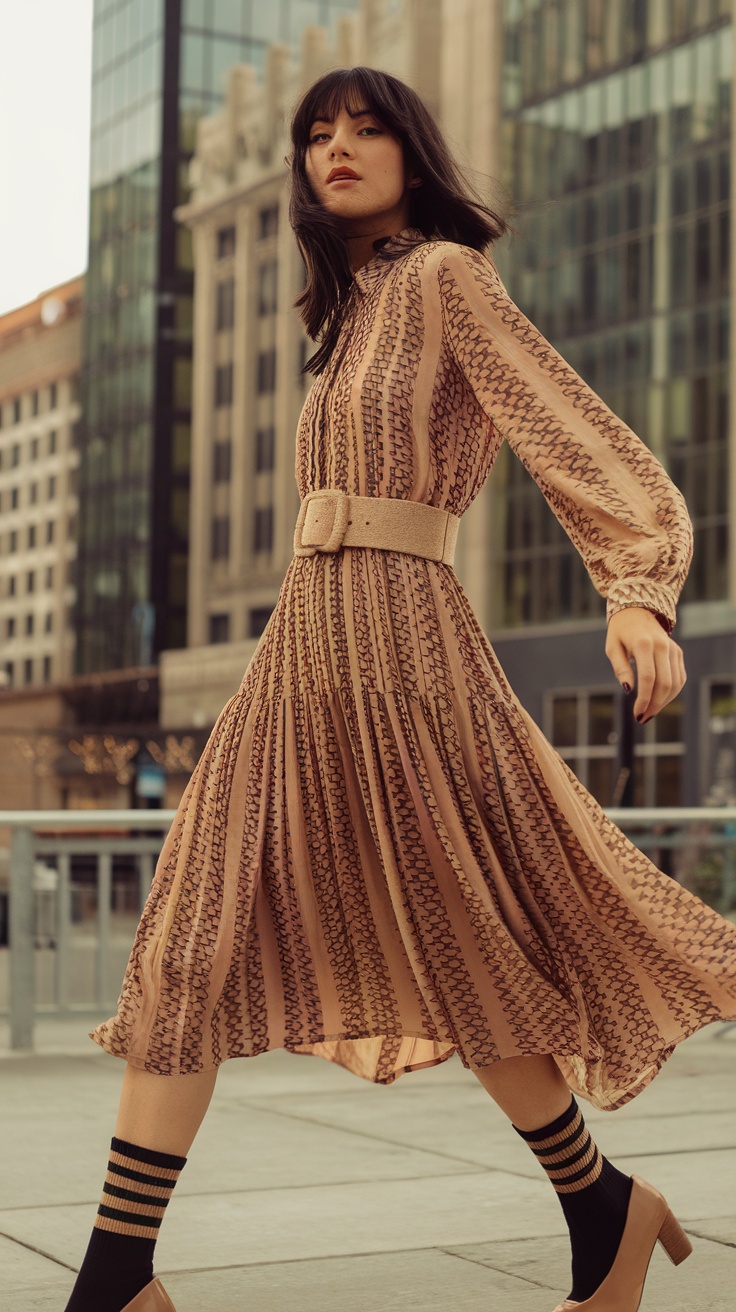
{"left": 352, "top": 226, "right": 427, "bottom": 294}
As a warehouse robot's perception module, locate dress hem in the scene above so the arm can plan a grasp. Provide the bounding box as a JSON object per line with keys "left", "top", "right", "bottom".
{"left": 88, "top": 1005, "right": 736, "bottom": 1107}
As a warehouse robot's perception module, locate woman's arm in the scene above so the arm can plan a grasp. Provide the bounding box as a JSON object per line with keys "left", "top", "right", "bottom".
{"left": 436, "top": 243, "right": 691, "bottom": 719}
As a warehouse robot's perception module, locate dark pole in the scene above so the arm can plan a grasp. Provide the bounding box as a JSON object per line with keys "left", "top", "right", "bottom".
{"left": 611, "top": 688, "right": 635, "bottom": 807}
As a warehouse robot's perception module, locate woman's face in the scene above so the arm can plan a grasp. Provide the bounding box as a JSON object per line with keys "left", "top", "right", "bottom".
{"left": 305, "top": 105, "right": 415, "bottom": 233}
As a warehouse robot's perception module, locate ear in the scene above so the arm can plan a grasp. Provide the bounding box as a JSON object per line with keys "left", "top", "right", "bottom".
{"left": 408, "top": 177, "right": 423, "bottom": 188}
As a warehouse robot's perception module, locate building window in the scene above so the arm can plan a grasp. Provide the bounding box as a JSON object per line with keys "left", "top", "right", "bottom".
{"left": 11, "top": 443, "right": 20, "bottom": 466}
{"left": 216, "top": 225, "right": 236, "bottom": 259}
{"left": 214, "top": 362, "right": 233, "bottom": 407}
{"left": 48, "top": 474, "right": 56, "bottom": 499}
{"left": 211, "top": 515, "right": 230, "bottom": 560}
{"left": 28, "top": 525, "right": 36, "bottom": 549}
{"left": 253, "top": 505, "right": 273, "bottom": 553}
{"left": 31, "top": 390, "right": 39, "bottom": 416}
{"left": 209, "top": 613, "right": 230, "bottom": 644}
{"left": 255, "top": 426, "right": 275, "bottom": 471}
{"left": 248, "top": 605, "right": 273, "bottom": 637}
{"left": 27, "top": 570, "right": 35, "bottom": 593}
{"left": 258, "top": 204, "right": 279, "bottom": 240}
{"left": 702, "top": 678, "right": 736, "bottom": 805}
{"left": 546, "top": 688, "right": 685, "bottom": 807}
{"left": 49, "top": 430, "right": 57, "bottom": 454}
{"left": 258, "top": 261, "right": 278, "bottom": 315}
{"left": 44, "top": 611, "right": 53, "bottom": 633}
{"left": 25, "top": 613, "right": 34, "bottom": 636}
{"left": 42, "top": 655, "right": 52, "bottom": 683}
{"left": 49, "top": 382, "right": 57, "bottom": 409}
{"left": 45, "top": 565, "right": 53, "bottom": 588}
{"left": 31, "top": 436, "right": 39, "bottom": 460}
{"left": 46, "top": 520, "right": 55, "bottom": 544}
{"left": 11, "top": 487, "right": 19, "bottom": 509}
{"left": 213, "top": 440, "right": 232, "bottom": 482}
{"left": 12, "top": 398, "right": 21, "bottom": 424}
{"left": 9, "top": 530, "right": 17, "bottom": 553}
{"left": 215, "top": 278, "right": 235, "bottom": 330}
{"left": 5, "top": 662, "right": 13, "bottom": 686}
{"left": 8, "top": 575, "right": 16, "bottom": 596}
{"left": 257, "top": 349, "right": 276, "bottom": 394}
{"left": 6, "top": 617, "right": 15, "bottom": 638}
{"left": 24, "top": 658, "right": 33, "bottom": 685}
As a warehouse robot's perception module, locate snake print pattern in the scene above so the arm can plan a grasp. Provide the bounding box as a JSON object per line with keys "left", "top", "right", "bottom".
{"left": 91, "top": 230, "right": 736, "bottom": 1108}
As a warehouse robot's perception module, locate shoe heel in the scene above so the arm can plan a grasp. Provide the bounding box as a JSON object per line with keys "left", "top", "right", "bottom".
{"left": 657, "top": 1208, "right": 693, "bottom": 1266}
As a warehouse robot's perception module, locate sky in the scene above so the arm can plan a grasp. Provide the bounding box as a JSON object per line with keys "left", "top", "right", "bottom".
{"left": 0, "top": 0, "right": 93, "bottom": 316}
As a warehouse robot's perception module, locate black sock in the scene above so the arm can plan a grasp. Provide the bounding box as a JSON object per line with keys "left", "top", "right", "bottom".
{"left": 513, "top": 1094, "right": 633, "bottom": 1303}
{"left": 64, "top": 1137, "right": 187, "bottom": 1312}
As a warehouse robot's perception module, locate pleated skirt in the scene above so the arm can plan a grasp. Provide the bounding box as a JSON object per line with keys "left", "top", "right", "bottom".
{"left": 90, "top": 548, "right": 736, "bottom": 1109}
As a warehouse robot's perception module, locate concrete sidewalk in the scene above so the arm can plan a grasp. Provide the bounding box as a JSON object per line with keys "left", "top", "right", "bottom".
{"left": 1, "top": 1018, "right": 735, "bottom": 1312}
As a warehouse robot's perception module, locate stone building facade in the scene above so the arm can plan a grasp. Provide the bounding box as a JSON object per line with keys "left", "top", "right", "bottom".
{"left": 0, "top": 276, "right": 83, "bottom": 690}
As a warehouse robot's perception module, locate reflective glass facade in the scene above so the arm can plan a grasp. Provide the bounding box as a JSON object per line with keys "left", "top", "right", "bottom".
{"left": 76, "top": 0, "right": 358, "bottom": 674}
{"left": 497, "top": 0, "right": 731, "bottom": 629}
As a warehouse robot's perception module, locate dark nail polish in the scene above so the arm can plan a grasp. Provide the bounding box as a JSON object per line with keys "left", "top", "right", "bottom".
{"left": 622, "top": 682, "right": 631, "bottom": 694}
{"left": 636, "top": 714, "right": 644, "bottom": 723}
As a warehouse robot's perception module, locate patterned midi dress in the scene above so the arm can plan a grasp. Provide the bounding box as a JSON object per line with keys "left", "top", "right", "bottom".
{"left": 91, "top": 227, "right": 736, "bottom": 1110}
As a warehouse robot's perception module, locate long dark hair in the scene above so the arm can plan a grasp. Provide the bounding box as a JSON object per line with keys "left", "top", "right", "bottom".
{"left": 287, "top": 66, "right": 515, "bottom": 375}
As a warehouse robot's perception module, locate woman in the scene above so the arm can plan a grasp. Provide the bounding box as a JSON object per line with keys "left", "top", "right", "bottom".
{"left": 64, "top": 67, "right": 736, "bottom": 1312}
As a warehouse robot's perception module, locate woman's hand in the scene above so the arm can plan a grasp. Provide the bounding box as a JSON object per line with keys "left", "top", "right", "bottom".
{"left": 605, "top": 606, "right": 687, "bottom": 724}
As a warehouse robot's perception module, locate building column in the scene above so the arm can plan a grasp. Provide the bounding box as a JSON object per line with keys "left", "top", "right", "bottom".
{"left": 186, "top": 221, "right": 215, "bottom": 648}
{"left": 730, "top": 0, "right": 736, "bottom": 607}
{"left": 440, "top": 0, "right": 504, "bottom": 634}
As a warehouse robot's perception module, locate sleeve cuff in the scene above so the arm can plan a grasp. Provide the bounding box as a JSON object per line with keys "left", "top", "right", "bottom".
{"left": 605, "top": 580, "right": 678, "bottom": 636}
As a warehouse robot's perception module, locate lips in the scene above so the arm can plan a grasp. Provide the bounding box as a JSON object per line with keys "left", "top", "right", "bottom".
{"left": 326, "top": 167, "right": 360, "bottom": 183}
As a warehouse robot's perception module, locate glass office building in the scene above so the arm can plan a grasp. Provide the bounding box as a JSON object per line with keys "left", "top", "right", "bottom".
{"left": 492, "top": 0, "right": 733, "bottom": 807}
{"left": 76, "top": 0, "right": 358, "bottom": 673}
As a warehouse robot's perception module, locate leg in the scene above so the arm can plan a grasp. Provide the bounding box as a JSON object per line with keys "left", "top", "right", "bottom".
{"left": 115, "top": 1063, "right": 218, "bottom": 1156}
{"left": 470, "top": 1053, "right": 633, "bottom": 1304}
{"left": 470, "top": 1051, "right": 571, "bottom": 1129}
{"left": 65, "top": 1063, "right": 218, "bottom": 1312}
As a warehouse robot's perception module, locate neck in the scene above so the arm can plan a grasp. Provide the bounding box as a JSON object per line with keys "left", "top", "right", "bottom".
{"left": 344, "top": 211, "right": 412, "bottom": 272}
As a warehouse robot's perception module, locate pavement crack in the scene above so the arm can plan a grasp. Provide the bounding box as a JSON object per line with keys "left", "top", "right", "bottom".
{"left": 230, "top": 1098, "right": 537, "bottom": 1179}
{"left": 0, "top": 1228, "right": 77, "bottom": 1272}
{"left": 438, "top": 1246, "right": 558, "bottom": 1290}
{"left": 684, "top": 1228, "right": 736, "bottom": 1250}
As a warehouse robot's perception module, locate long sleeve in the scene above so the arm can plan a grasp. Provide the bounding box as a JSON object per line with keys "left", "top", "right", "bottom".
{"left": 437, "top": 244, "right": 693, "bottom": 636}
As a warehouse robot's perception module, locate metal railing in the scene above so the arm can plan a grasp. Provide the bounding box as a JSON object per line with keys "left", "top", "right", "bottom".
{"left": 2, "top": 810, "right": 175, "bottom": 1050}
{"left": 1, "top": 807, "right": 735, "bottom": 1052}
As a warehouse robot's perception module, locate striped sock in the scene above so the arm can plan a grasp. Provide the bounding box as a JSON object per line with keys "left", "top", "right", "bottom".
{"left": 64, "top": 1137, "right": 187, "bottom": 1312}
{"left": 513, "top": 1095, "right": 633, "bottom": 1302}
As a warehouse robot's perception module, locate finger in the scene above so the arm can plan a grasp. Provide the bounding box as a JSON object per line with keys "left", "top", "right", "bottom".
{"left": 669, "top": 643, "right": 683, "bottom": 700}
{"left": 677, "top": 646, "right": 687, "bottom": 692}
{"left": 633, "top": 645, "right": 656, "bottom": 720}
{"left": 605, "top": 634, "right": 635, "bottom": 692}
{"left": 637, "top": 640, "right": 674, "bottom": 721}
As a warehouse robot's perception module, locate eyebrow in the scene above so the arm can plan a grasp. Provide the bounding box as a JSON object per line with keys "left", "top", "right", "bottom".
{"left": 310, "top": 107, "right": 373, "bottom": 125}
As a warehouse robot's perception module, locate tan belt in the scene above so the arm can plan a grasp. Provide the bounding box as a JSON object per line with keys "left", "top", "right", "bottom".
{"left": 293, "top": 488, "right": 460, "bottom": 566}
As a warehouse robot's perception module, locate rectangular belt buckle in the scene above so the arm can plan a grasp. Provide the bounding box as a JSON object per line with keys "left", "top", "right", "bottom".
{"left": 293, "top": 489, "right": 350, "bottom": 557}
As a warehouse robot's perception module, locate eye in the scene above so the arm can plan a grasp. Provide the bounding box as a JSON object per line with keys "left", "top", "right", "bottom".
{"left": 306, "top": 124, "right": 380, "bottom": 144}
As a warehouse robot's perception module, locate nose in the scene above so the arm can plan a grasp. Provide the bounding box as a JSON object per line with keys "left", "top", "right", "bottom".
{"left": 328, "top": 128, "right": 355, "bottom": 159}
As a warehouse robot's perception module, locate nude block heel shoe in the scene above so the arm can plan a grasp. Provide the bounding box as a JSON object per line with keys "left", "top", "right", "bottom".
{"left": 657, "top": 1205, "right": 693, "bottom": 1266}
{"left": 550, "top": 1173, "right": 693, "bottom": 1311}
{"left": 120, "top": 1279, "right": 177, "bottom": 1312}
